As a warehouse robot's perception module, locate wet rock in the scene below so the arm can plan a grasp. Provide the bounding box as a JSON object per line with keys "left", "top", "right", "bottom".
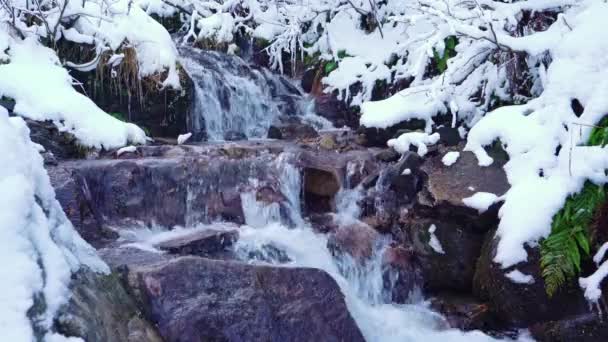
{"left": 27, "top": 119, "right": 84, "bottom": 160}
{"left": 125, "top": 256, "right": 366, "bottom": 342}
{"left": 473, "top": 234, "right": 589, "bottom": 327}
{"left": 405, "top": 217, "right": 484, "bottom": 292}
{"left": 429, "top": 292, "right": 500, "bottom": 332}
{"left": 436, "top": 126, "right": 462, "bottom": 146}
{"left": 314, "top": 92, "right": 360, "bottom": 129}
{"left": 244, "top": 244, "right": 292, "bottom": 264}
{"left": 224, "top": 130, "right": 248, "bottom": 141}
{"left": 301, "top": 67, "right": 318, "bottom": 93}
{"left": 382, "top": 245, "right": 421, "bottom": 303}
{"left": 328, "top": 223, "right": 380, "bottom": 262}
{"left": 156, "top": 229, "right": 239, "bottom": 259}
{"left": 530, "top": 312, "right": 608, "bottom": 342}
{"left": 49, "top": 143, "right": 289, "bottom": 246}
{"left": 309, "top": 212, "right": 339, "bottom": 234}
{"left": 55, "top": 269, "right": 162, "bottom": 342}
{"left": 375, "top": 149, "right": 400, "bottom": 163}
{"left": 267, "top": 118, "right": 319, "bottom": 140}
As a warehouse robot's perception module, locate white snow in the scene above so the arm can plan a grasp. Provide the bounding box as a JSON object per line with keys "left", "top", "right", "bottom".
{"left": 428, "top": 224, "right": 445, "bottom": 255}
{"left": 388, "top": 132, "right": 440, "bottom": 157}
{"left": 579, "top": 242, "right": 608, "bottom": 304}
{"left": 0, "top": 35, "right": 147, "bottom": 149}
{"left": 579, "top": 260, "right": 608, "bottom": 304}
{"left": 0, "top": 110, "right": 108, "bottom": 340}
{"left": 593, "top": 242, "right": 608, "bottom": 265}
{"left": 505, "top": 270, "right": 535, "bottom": 285}
{"left": 442, "top": 152, "right": 460, "bottom": 166}
{"left": 463, "top": 192, "right": 499, "bottom": 214}
{"left": 402, "top": 168, "right": 412, "bottom": 176}
{"left": 178, "top": 132, "right": 193, "bottom": 145}
{"left": 116, "top": 145, "right": 137, "bottom": 156}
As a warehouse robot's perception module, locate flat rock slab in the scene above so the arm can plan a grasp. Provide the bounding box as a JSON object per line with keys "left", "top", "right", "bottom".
{"left": 155, "top": 228, "right": 239, "bottom": 259}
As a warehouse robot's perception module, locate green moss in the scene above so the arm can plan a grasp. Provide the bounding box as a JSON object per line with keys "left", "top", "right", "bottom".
{"left": 541, "top": 118, "right": 608, "bottom": 297}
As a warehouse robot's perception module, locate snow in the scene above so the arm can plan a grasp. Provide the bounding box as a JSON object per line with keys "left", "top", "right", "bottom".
{"left": 442, "top": 152, "right": 460, "bottom": 166}
{"left": 388, "top": 132, "right": 440, "bottom": 157}
{"left": 0, "top": 110, "right": 108, "bottom": 340}
{"left": 402, "top": 168, "right": 412, "bottom": 176}
{"left": 593, "top": 242, "right": 608, "bottom": 265}
{"left": 428, "top": 224, "right": 445, "bottom": 255}
{"left": 579, "top": 242, "right": 608, "bottom": 304}
{"left": 178, "top": 132, "right": 193, "bottom": 145}
{"left": 0, "top": 35, "right": 147, "bottom": 149}
{"left": 579, "top": 260, "right": 608, "bottom": 304}
{"left": 505, "top": 270, "right": 535, "bottom": 285}
{"left": 116, "top": 145, "right": 137, "bottom": 156}
{"left": 462, "top": 192, "right": 499, "bottom": 214}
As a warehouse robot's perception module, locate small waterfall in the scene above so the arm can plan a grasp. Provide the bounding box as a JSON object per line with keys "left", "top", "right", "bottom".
{"left": 179, "top": 47, "right": 306, "bottom": 140}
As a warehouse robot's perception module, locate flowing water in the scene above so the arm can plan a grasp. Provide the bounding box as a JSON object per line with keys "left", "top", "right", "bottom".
{"left": 127, "top": 49, "right": 533, "bottom": 341}
{"left": 179, "top": 47, "right": 331, "bottom": 141}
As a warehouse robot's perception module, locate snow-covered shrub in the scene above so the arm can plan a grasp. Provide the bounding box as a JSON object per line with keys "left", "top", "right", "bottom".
{"left": 0, "top": 106, "right": 108, "bottom": 340}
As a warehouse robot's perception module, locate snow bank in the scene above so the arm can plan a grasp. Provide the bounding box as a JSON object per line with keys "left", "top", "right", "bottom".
{"left": 0, "top": 34, "right": 147, "bottom": 149}
{"left": 0, "top": 108, "right": 108, "bottom": 340}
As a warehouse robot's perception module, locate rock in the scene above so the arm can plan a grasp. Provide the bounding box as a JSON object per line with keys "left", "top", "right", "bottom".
{"left": 73, "top": 62, "right": 194, "bottom": 138}
{"left": 301, "top": 67, "right": 318, "bottom": 93}
{"left": 382, "top": 245, "right": 421, "bottom": 303}
{"left": 122, "top": 256, "right": 366, "bottom": 342}
{"left": 27, "top": 119, "right": 84, "bottom": 160}
{"left": 358, "top": 119, "right": 427, "bottom": 147}
{"left": 156, "top": 228, "right": 239, "bottom": 259}
{"left": 48, "top": 143, "right": 291, "bottom": 246}
{"left": 436, "top": 126, "right": 462, "bottom": 146}
{"left": 328, "top": 223, "right": 380, "bottom": 262}
{"left": 309, "top": 212, "right": 339, "bottom": 234}
{"left": 473, "top": 233, "right": 589, "bottom": 327}
{"left": 267, "top": 117, "right": 319, "bottom": 140}
{"left": 314, "top": 92, "right": 360, "bottom": 129}
{"left": 405, "top": 217, "right": 484, "bottom": 292}
{"left": 417, "top": 146, "right": 509, "bottom": 232}
{"left": 319, "top": 134, "right": 337, "bottom": 150}
{"left": 224, "top": 130, "right": 248, "bottom": 141}
{"left": 429, "top": 292, "right": 500, "bottom": 332}
{"left": 375, "top": 149, "right": 400, "bottom": 163}
{"left": 530, "top": 312, "right": 608, "bottom": 342}
{"left": 55, "top": 269, "right": 162, "bottom": 342}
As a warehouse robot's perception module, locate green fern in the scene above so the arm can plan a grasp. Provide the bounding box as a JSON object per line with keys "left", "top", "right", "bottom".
{"left": 540, "top": 118, "right": 608, "bottom": 297}
{"left": 432, "top": 36, "right": 458, "bottom": 73}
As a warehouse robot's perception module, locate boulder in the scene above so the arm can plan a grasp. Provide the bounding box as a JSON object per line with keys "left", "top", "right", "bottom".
{"left": 113, "top": 255, "right": 365, "bottom": 342}
{"left": 55, "top": 269, "right": 163, "bottom": 342}
{"left": 473, "top": 232, "right": 589, "bottom": 327}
